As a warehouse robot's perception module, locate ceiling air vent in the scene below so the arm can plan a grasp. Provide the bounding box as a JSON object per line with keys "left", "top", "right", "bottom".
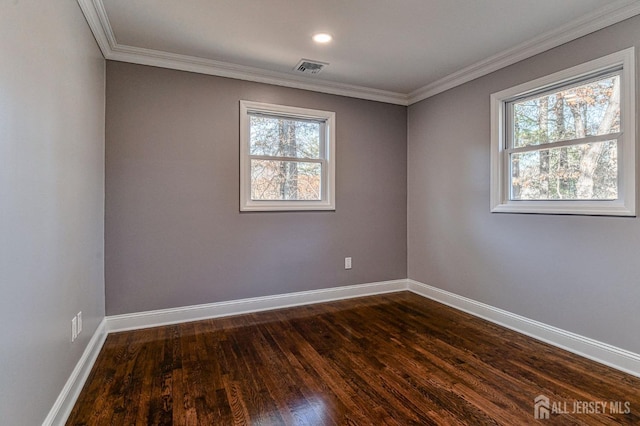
{"left": 294, "top": 59, "right": 329, "bottom": 75}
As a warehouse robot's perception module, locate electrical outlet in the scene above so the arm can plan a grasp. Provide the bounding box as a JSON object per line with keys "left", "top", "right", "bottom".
{"left": 77, "top": 311, "right": 82, "bottom": 335}
{"left": 71, "top": 316, "right": 77, "bottom": 342}
{"left": 345, "top": 257, "right": 352, "bottom": 270}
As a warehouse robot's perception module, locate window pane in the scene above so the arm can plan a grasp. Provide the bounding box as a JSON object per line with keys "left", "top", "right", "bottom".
{"left": 512, "top": 75, "right": 620, "bottom": 148}
{"left": 249, "top": 115, "right": 321, "bottom": 159}
{"left": 251, "top": 159, "right": 321, "bottom": 201}
{"left": 510, "top": 140, "right": 617, "bottom": 200}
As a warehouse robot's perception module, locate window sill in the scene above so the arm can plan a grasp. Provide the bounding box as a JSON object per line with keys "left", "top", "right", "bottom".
{"left": 491, "top": 200, "right": 635, "bottom": 217}
{"left": 241, "top": 200, "right": 335, "bottom": 212}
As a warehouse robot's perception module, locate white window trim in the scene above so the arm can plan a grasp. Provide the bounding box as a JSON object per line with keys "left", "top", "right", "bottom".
{"left": 240, "top": 100, "right": 336, "bottom": 211}
{"left": 490, "top": 47, "right": 636, "bottom": 216}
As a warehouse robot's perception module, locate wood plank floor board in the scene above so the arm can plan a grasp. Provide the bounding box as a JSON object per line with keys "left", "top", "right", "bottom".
{"left": 67, "top": 292, "right": 640, "bottom": 425}
{"left": 261, "top": 319, "right": 355, "bottom": 426}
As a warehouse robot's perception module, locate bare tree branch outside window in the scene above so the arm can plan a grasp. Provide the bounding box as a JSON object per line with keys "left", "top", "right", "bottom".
{"left": 510, "top": 74, "right": 620, "bottom": 200}
{"left": 249, "top": 115, "right": 322, "bottom": 201}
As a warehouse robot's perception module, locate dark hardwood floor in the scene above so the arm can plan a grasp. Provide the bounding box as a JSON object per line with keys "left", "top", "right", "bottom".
{"left": 67, "top": 292, "right": 640, "bottom": 425}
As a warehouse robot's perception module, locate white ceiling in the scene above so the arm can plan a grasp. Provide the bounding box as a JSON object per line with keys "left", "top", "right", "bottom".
{"left": 80, "top": 0, "right": 640, "bottom": 105}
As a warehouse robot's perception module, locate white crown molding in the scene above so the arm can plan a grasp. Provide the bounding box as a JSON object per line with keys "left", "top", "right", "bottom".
{"left": 108, "top": 44, "right": 410, "bottom": 105}
{"left": 42, "top": 319, "right": 108, "bottom": 426}
{"left": 408, "top": 0, "right": 640, "bottom": 104}
{"left": 78, "top": 0, "right": 640, "bottom": 106}
{"left": 407, "top": 279, "right": 640, "bottom": 379}
{"left": 76, "top": 0, "right": 408, "bottom": 105}
{"left": 77, "top": 0, "right": 111, "bottom": 57}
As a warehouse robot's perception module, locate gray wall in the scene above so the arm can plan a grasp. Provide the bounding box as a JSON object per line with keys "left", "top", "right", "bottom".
{"left": 408, "top": 15, "right": 640, "bottom": 354}
{"left": 105, "top": 62, "right": 407, "bottom": 315}
{"left": 0, "top": 1, "right": 105, "bottom": 424}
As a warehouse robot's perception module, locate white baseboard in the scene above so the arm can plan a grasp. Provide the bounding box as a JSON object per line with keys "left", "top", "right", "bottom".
{"left": 106, "top": 279, "right": 407, "bottom": 332}
{"left": 48, "top": 278, "right": 640, "bottom": 425}
{"left": 407, "top": 279, "right": 640, "bottom": 379}
{"left": 105, "top": 279, "right": 640, "bottom": 377}
{"left": 42, "top": 318, "right": 108, "bottom": 426}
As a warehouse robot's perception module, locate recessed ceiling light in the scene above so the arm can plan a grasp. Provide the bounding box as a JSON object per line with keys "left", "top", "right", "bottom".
{"left": 312, "top": 33, "right": 333, "bottom": 43}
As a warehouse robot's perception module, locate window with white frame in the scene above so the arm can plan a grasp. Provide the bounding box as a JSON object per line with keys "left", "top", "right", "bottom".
{"left": 490, "top": 48, "right": 635, "bottom": 216}
{"left": 240, "top": 100, "right": 335, "bottom": 211}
